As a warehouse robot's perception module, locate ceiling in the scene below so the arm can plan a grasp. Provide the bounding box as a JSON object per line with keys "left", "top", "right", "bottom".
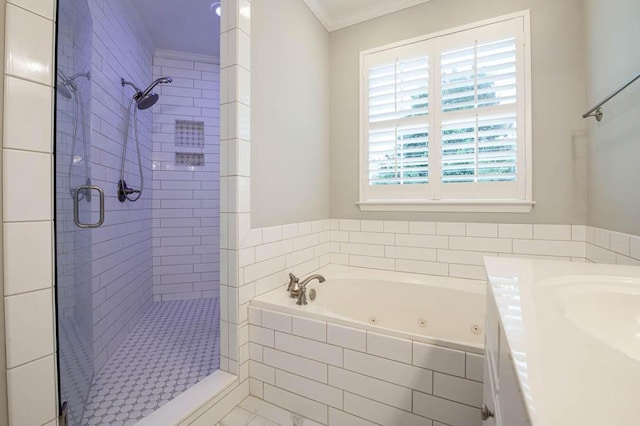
{"left": 127, "top": 0, "right": 431, "bottom": 57}
{"left": 304, "top": 0, "right": 432, "bottom": 31}
{"left": 128, "top": 0, "right": 220, "bottom": 57}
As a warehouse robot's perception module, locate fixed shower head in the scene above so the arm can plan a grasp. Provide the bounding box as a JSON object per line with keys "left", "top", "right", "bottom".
{"left": 57, "top": 70, "right": 90, "bottom": 99}
{"left": 57, "top": 82, "right": 74, "bottom": 99}
{"left": 122, "top": 76, "right": 172, "bottom": 110}
{"left": 139, "top": 77, "right": 173, "bottom": 99}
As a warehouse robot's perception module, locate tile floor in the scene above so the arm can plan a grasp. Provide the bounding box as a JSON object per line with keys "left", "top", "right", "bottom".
{"left": 80, "top": 298, "right": 220, "bottom": 425}
{"left": 218, "top": 397, "right": 322, "bottom": 426}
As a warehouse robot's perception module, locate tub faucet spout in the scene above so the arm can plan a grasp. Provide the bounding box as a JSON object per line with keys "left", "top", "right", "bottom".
{"left": 295, "top": 274, "right": 325, "bottom": 306}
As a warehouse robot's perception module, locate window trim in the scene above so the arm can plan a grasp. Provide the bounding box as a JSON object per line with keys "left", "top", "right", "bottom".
{"left": 358, "top": 10, "right": 533, "bottom": 213}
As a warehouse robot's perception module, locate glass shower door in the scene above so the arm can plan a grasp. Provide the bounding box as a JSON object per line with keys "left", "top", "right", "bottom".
{"left": 55, "top": 0, "right": 99, "bottom": 423}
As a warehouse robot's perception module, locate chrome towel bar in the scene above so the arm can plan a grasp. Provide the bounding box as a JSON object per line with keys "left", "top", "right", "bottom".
{"left": 583, "top": 71, "right": 640, "bottom": 121}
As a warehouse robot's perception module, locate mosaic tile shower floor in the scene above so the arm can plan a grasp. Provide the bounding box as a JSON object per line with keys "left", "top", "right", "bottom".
{"left": 80, "top": 298, "right": 220, "bottom": 425}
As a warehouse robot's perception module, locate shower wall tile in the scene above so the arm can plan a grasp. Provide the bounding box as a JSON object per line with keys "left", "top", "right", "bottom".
{"left": 87, "top": 0, "right": 155, "bottom": 372}
{"left": 2, "top": 149, "right": 52, "bottom": 222}
{"left": 152, "top": 51, "right": 220, "bottom": 301}
{"left": 3, "top": 221, "right": 53, "bottom": 295}
{"left": 7, "top": 0, "right": 55, "bottom": 20}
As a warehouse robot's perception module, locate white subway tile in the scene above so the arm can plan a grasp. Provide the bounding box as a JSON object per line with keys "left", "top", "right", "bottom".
{"left": 282, "top": 223, "right": 299, "bottom": 239}
{"left": 572, "top": 225, "right": 587, "bottom": 241}
{"left": 594, "top": 227, "right": 610, "bottom": 248}
{"left": 292, "top": 316, "right": 326, "bottom": 342}
{"left": 344, "top": 349, "right": 433, "bottom": 394}
{"left": 249, "top": 343, "right": 263, "bottom": 362}
{"left": 275, "top": 332, "right": 342, "bottom": 367}
{"left": 329, "top": 366, "right": 412, "bottom": 410}
{"left": 449, "top": 237, "right": 511, "bottom": 253}
{"left": 249, "top": 378, "right": 264, "bottom": 399}
{"left": 5, "top": 4, "right": 53, "bottom": 85}
{"left": 5, "top": 288, "right": 54, "bottom": 368}
{"left": 3, "top": 221, "right": 52, "bottom": 295}
{"left": 244, "top": 256, "right": 285, "bottom": 283}
{"left": 329, "top": 408, "right": 378, "bottom": 426}
{"left": 436, "top": 222, "right": 465, "bottom": 236}
{"left": 255, "top": 239, "right": 293, "bottom": 263}
{"left": 631, "top": 236, "right": 640, "bottom": 260}
{"left": 513, "top": 239, "right": 585, "bottom": 258}
{"left": 498, "top": 224, "right": 533, "bottom": 239}
{"left": 3, "top": 150, "right": 52, "bottom": 221}
{"left": 327, "top": 323, "right": 366, "bottom": 352}
{"left": 349, "top": 231, "right": 394, "bottom": 245}
{"left": 413, "top": 391, "right": 478, "bottom": 426}
{"left": 249, "top": 325, "right": 274, "bottom": 347}
{"left": 384, "top": 220, "right": 409, "bottom": 234}
{"left": 7, "top": 355, "right": 56, "bottom": 426}
{"left": 466, "top": 353, "right": 484, "bottom": 382}
{"left": 341, "top": 242, "right": 385, "bottom": 257}
{"left": 248, "top": 306, "right": 262, "bottom": 325}
{"left": 449, "top": 264, "right": 487, "bottom": 280}
{"left": 344, "top": 392, "right": 433, "bottom": 426}
{"left": 330, "top": 230, "right": 349, "bottom": 242}
{"left": 262, "top": 226, "right": 283, "bottom": 243}
{"left": 534, "top": 224, "right": 572, "bottom": 241}
{"left": 263, "top": 385, "right": 327, "bottom": 425}
{"left": 286, "top": 247, "right": 315, "bottom": 268}
{"left": 385, "top": 246, "right": 437, "bottom": 262}
{"left": 433, "top": 372, "right": 482, "bottom": 406}
{"left": 9, "top": 0, "right": 55, "bottom": 19}
{"left": 586, "top": 243, "right": 616, "bottom": 264}
{"left": 409, "top": 221, "right": 436, "bottom": 235}
{"left": 466, "top": 223, "right": 497, "bottom": 238}
{"left": 340, "top": 219, "right": 360, "bottom": 231}
{"left": 263, "top": 347, "right": 327, "bottom": 383}
{"left": 610, "top": 232, "right": 630, "bottom": 256}
{"left": 436, "top": 249, "right": 492, "bottom": 266}
{"left": 395, "top": 234, "right": 448, "bottom": 249}
{"left": 360, "top": 220, "right": 383, "bottom": 232}
{"left": 249, "top": 360, "right": 275, "bottom": 385}
{"left": 396, "top": 259, "right": 448, "bottom": 276}
{"left": 4, "top": 76, "right": 52, "bottom": 153}
{"left": 413, "top": 342, "right": 465, "bottom": 377}
{"left": 276, "top": 369, "right": 343, "bottom": 409}
{"left": 261, "top": 310, "right": 292, "bottom": 333}
{"left": 350, "top": 255, "right": 395, "bottom": 270}
{"left": 367, "top": 332, "right": 412, "bottom": 364}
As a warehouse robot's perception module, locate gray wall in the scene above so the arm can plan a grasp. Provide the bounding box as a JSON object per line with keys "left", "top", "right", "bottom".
{"left": 250, "top": 0, "right": 331, "bottom": 228}
{"left": 329, "top": 0, "right": 587, "bottom": 224}
{"left": 585, "top": 0, "right": 640, "bottom": 235}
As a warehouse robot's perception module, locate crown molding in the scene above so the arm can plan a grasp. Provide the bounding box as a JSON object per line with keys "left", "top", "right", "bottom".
{"left": 154, "top": 48, "right": 219, "bottom": 64}
{"left": 304, "top": 0, "right": 433, "bottom": 32}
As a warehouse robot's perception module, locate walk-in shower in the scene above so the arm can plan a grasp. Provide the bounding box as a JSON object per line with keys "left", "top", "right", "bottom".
{"left": 55, "top": 0, "right": 221, "bottom": 424}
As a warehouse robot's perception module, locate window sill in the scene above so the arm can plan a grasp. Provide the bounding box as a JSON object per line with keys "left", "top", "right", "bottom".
{"left": 357, "top": 199, "right": 536, "bottom": 213}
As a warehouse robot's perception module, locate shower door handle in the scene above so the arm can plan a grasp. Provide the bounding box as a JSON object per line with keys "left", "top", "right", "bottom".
{"left": 73, "top": 185, "right": 105, "bottom": 228}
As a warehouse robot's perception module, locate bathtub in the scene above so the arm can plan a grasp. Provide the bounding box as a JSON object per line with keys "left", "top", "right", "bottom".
{"left": 252, "top": 264, "right": 486, "bottom": 352}
{"left": 248, "top": 264, "right": 486, "bottom": 426}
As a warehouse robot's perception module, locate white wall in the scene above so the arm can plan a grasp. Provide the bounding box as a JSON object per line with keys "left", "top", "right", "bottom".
{"left": 585, "top": 0, "right": 640, "bottom": 236}
{"left": 152, "top": 52, "right": 220, "bottom": 301}
{"left": 329, "top": 0, "right": 587, "bottom": 225}
{"left": 250, "top": 0, "right": 331, "bottom": 228}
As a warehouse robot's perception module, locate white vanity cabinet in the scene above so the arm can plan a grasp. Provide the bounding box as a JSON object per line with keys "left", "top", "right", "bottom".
{"left": 483, "top": 287, "right": 530, "bottom": 426}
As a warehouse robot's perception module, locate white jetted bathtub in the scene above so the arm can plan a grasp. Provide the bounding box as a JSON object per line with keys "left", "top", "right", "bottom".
{"left": 252, "top": 264, "right": 486, "bottom": 351}
{"left": 248, "top": 264, "right": 487, "bottom": 426}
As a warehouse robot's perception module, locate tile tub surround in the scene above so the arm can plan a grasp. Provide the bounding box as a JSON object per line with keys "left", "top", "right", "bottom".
{"left": 247, "top": 305, "right": 484, "bottom": 426}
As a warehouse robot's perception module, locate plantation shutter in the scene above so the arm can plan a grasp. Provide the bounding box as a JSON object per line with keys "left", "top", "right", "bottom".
{"left": 360, "top": 16, "right": 529, "bottom": 206}
{"left": 440, "top": 37, "right": 518, "bottom": 185}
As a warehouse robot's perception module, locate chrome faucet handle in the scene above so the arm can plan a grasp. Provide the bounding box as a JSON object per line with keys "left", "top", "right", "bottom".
{"left": 296, "top": 287, "right": 308, "bottom": 306}
{"left": 287, "top": 273, "right": 299, "bottom": 297}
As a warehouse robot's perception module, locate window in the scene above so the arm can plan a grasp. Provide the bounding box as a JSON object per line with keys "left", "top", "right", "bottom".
{"left": 359, "top": 12, "right": 532, "bottom": 212}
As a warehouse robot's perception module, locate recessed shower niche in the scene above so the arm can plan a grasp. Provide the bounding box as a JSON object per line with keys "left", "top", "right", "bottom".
{"left": 54, "top": 0, "right": 222, "bottom": 423}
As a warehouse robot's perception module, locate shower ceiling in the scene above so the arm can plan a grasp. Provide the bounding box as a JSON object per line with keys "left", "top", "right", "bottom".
{"left": 128, "top": 0, "right": 220, "bottom": 57}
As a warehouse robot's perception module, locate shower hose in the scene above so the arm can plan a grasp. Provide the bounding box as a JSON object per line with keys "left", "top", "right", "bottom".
{"left": 119, "top": 97, "right": 144, "bottom": 202}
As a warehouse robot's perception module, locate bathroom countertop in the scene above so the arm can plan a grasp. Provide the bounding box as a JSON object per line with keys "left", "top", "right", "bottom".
{"left": 483, "top": 257, "right": 640, "bottom": 426}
